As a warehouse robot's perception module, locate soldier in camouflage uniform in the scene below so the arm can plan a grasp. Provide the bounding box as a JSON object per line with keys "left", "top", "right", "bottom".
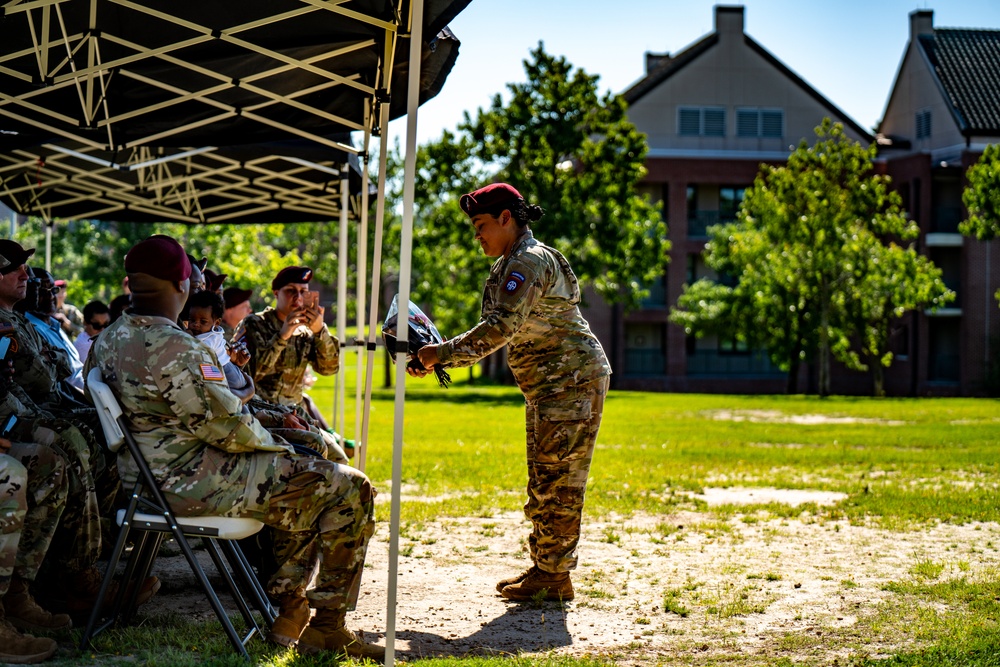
{"left": 0, "top": 445, "right": 69, "bottom": 664}
{"left": 0, "top": 240, "right": 150, "bottom": 619}
{"left": 413, "top": 183, "right": 611, "bottom": 602}
{"left": 236, "top": 266, "right": 339, "bottom": 408}
{"left": 87, "top": 235, "right": 383, "bottom": 661}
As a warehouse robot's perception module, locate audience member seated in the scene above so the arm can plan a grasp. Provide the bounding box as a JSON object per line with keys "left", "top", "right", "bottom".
{"left": 74, "top": 301, "right": 110, "bottom": 363}
{"left": 86, "top": 235, "right": 384, "bottom": 660}
{"left": 52, "top": 279, "right": 84, "bottom": 339}
{"left": 19, "top": 269, "right": 85, "bottom": 391}
{"left": 222, "top": 287, "right": 253, "bottom": 341}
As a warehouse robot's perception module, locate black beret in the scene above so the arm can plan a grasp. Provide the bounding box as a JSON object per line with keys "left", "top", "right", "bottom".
{"left": 271, "top": 266, "right": 313, "bottom": 291}
{"left": 460, "top": 183, "right": 523, "bottom": 217}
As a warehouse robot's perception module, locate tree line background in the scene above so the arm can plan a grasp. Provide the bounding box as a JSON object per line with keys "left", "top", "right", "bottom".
{"left": 9, "top": 44, "right": 999, "bottom": 396}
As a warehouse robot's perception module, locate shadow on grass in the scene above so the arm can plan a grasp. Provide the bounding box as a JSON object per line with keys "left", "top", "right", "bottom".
{"left": 394, "top": 599, "right": 572, "bottom": 660}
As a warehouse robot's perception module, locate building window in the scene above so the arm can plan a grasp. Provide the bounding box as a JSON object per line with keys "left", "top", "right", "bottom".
{"left": 916, "top": 109, "right": 932, "bottom": 139}
{"left": 719, "top": 186, "right": 746, "bottom": 222}
{"left": 678, "top": 106, "right": 726, "bottom": 137}
{"left": 736, "top": 108, "right": 783, "bottom": 138}
{"left": 624, "top": 323, "right": 666, "bottom": 376}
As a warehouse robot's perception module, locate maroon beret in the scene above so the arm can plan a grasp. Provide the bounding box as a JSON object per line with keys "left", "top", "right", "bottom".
{"left": 204, "top": 269, "right": 227, "bottom": 292}
{"left": 0, "top": 239, "right": 35, "bottom": 275}
{"left": 460, "top": 183, "right": 523, "bottom": 217}
{"left": 271, "top": 266, "right": 313, "bottom": 291}
{"left": 124, "top": 235, "right": 192, "bottom": 282}
{"left": 223, "top": 286, "right": 253, "bottom": 309}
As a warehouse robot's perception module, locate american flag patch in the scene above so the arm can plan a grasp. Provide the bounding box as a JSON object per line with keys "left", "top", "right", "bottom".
{"left": 199, "top": 363, "right": 224, "bottom": 382}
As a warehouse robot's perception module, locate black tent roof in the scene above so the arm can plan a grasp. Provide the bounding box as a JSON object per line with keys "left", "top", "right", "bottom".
{"left": 0, "top": 0, "right": 469, "bottom": 223}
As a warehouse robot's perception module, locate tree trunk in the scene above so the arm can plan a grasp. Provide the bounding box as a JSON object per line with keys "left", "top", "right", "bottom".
{"left": 818, "top": 286, "right": 831, "bottom": 397}
{"left": 872, "top": 361, "right": 885, "bottom": 397}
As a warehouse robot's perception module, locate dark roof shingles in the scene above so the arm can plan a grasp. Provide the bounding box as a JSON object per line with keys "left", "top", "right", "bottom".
{"left": 919, "top": 29, "right": 1000, "bottom": 135}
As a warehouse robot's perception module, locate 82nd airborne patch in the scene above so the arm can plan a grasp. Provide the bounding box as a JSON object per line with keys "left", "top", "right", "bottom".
{"left": 504, "top": 271, "right": 526, "bottom": 295}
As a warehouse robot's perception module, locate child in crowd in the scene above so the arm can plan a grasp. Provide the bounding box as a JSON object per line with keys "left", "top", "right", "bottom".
{"left": 184, "top": 290, "right": 254, "bottom": 403}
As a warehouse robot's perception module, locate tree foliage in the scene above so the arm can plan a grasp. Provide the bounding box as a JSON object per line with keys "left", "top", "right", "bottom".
{"left": 961, "top": 143, "right": 1000, "bottom": 308}
{"left": 462, "top": 43, "right": 668, "bottom": 309}
{"left": 671, "top": 120, "right": 953, "bottom": 396}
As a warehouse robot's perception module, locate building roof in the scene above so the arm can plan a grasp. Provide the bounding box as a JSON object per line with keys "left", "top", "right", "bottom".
{"left": 918, "top": 29, "right": 1000, "bottom": 136}
{"left": 623, "top": 33, "right": 873, "bottom": 143}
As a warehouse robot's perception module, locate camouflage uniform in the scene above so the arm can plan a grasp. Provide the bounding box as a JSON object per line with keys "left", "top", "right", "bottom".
{"left": 438, "top": 229, "right": 611, "bottom": 573}
{"left": 0, "top": 443, "right": 69, "bottom": 597}
{"left": 0, "top": 392, "right": 104, "bottom": 575}
{"left": 88, "top": 312, "right": 375, "bottom": 611}
{"left": 0, "top": 306, "right": 115, "bottom": 576}
{"left": 238, "top": 307, "right": 339, "bottom": 407}
{"left": 59, "top": 303, "right": 85, "bottom": 338}
{"left": 0, "top": 309, "right": 69, "bottom": 409}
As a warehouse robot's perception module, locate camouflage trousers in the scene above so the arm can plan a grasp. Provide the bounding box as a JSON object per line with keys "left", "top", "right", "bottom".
{"left": 524, "top": 375, "right": 609, "bottom": 574}
{"left": 168, "top": 452, "right": 375, "bottom": 613}
{"left": 17, "top": 417, "right": 110, "bottom": 574}
{"left": 0, "top": 444, "right": 69, "bottom": 597}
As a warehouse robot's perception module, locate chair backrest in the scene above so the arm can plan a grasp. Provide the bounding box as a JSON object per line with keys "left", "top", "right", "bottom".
{"left": 86, "top": 366, "right": 125, "bottom": 452}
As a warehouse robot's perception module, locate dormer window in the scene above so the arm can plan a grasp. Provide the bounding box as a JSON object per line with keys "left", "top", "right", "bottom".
{"left": 916, "top": 109, "right": 932, "bottom": 139}
{"left": 678, "top": 106, "right": 726, "bottom": 137}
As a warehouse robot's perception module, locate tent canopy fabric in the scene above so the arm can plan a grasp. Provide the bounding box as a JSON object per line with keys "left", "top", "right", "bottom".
{"left": 0, "top": 0, "right": 467, "bottom": 223}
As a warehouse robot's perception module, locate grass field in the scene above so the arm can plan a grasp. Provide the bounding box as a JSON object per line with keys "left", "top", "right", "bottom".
{"left": 59, "top": 352, "right": 1000, "bottom": 666}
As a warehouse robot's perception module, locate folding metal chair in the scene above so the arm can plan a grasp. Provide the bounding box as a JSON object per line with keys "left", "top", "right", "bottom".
{"left": 81, "top": 367, "right": 276, "bottom": 660}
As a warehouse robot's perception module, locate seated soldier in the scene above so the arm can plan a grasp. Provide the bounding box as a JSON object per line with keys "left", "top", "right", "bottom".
{"left": 19, "top": 268, "right": 85, "bottom": 391}
{"left": 0, "top": 240, "right": 154, "bottom": 618}
{"left": 86, "top": 235, "right": 384, "bottom": 660}
{"left": 237, "top": 266, "right": 354, "bottom": 457}
{"left": 0, "top": 437, "right": 69, "bottom": 665}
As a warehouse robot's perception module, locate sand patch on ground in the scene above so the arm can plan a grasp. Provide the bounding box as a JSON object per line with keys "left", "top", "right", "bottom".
{"left": 688, "top": 487, "right": 848, "bottom": 507}
{"left": 141, "top": 508, "right": 1000, "bottom": 665}
{"left": 708, "top": 409, "right": 908, "bottom": 426}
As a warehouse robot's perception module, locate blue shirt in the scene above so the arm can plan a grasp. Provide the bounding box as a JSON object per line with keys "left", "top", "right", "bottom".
{"left": 24, "top": 312, "right": 84, "bottom": 390}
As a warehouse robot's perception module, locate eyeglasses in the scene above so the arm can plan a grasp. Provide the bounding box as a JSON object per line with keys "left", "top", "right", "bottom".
{"left": 26, "top": 278, "right": 59, "bottom": 296}
{"left": 88, "top": 321, "right": 109, "bottom": 330}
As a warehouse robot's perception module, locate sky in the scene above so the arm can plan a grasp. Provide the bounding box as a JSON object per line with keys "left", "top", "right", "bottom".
{"left": 386, "top": 0, "right": 1000, "bottom": 147}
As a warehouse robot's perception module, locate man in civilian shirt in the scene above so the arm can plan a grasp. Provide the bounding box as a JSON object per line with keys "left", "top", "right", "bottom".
{"left": 21, "top": 269, "right": 84, "bottom": 391}
{"left": 73, "top": 301, "right": 110, "bottom": 363}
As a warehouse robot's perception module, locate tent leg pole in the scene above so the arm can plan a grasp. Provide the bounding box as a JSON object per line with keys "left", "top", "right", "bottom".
{"left": 386, "top": 0, "right": 425, "bottom": 663}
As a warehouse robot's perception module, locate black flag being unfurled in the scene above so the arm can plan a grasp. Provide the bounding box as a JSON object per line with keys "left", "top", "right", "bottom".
{"left": 382, "top": 296, "right": 452, "bottom": 388}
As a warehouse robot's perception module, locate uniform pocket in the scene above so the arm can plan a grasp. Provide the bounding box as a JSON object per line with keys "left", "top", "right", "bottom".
{"left": 531, "top": 397, "right": 593, "bottom": 464}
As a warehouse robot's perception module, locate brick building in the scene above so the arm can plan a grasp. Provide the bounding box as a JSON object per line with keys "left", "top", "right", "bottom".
{"left": 582, "top": 5, "right": 876, "bottom": 393}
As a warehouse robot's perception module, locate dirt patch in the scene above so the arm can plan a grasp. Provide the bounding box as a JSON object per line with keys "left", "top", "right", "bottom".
{"left": 141, "top": 509, "right": 1000, "bottom": 665}
{"left": 708, "top": 409, "right": 908, "bottom": 426}
{"left": 688, "top": 487, "right": 847, "bottom": 507}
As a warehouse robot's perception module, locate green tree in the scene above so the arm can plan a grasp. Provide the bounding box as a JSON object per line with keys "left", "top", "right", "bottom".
{"left": 961, "top": 143, "right": 1000, "bottom": 309}
{"left": 462, "top": 43, "right": 668, "bottom": 309}
{"left": 672, "top": 120, "right": 952, "bottom": 396}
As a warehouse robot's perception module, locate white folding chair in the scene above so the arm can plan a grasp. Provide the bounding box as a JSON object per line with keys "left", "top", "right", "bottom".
{"left": 81, "top": 367, "right": 276, "bottom": 660}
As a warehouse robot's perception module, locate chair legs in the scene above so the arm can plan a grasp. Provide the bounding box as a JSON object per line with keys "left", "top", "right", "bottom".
{"left": 80, "top": 525, "right": 273, "bottom": 661}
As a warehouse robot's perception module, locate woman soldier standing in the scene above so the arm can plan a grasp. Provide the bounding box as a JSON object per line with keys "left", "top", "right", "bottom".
{"left": 410, "top": 183, "right": 611, "bottom": 601}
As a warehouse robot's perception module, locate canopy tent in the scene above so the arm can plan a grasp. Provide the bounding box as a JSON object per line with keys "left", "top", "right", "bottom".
{"left": 0, "top": 1, "right": 471, "bottom": 664}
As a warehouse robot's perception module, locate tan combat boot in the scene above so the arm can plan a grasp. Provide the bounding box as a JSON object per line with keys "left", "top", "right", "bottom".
{"left": 500, "top": 568, "right": 574, "bottom": 601}
{"left": 297, "top": 609, "right": 385, "bottom": 663}
{"left": 267, "top": 594, "right": 311, "bottom": 647}
{"left": 496, "top": 565, "right": 538, "bottom": 593}
{"left": 0, "top": 612, "right": 57, "bottom": 664}
{"left": 4, "top": 578, "right": 71, "bottom": 633}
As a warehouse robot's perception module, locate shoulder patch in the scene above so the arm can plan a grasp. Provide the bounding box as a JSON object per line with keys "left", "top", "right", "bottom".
{"left": 504, "top": 271, "right": 526, "bottom": 294}
{"left": 199, "top": 363, "right": 225, "bottom": 382}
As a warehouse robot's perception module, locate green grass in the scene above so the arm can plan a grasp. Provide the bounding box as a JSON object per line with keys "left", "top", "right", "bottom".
{"left": 70, "top": 355, "right": 1000, "bottom": 665}
{"left": 311, "top": 361, "right": 1000, "bottom": 529}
